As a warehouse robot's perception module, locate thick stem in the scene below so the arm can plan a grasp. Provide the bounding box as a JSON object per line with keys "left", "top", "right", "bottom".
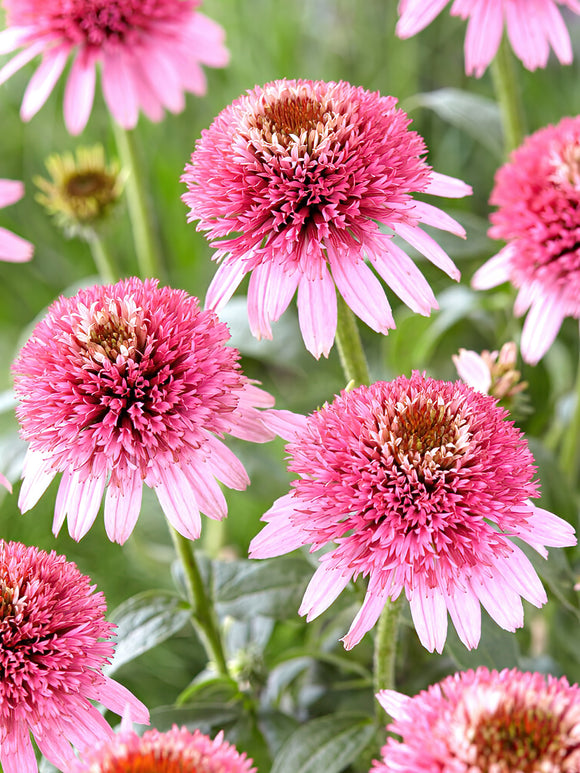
{"left": 490, "top": 35, "right": 526, "bottom": 155}
{"left": 112, "top": 121, "right": 163, "bottom": 278}
{"left": 373, "top": 597, "right": 402, "bottom": 721}
{"left": 560, "top": 351, "right": 580, "bottom": 482}
{"left": 87, "top": 231, "right": 118, "bottom": 284}
{"left": 168, "top": 525, "right": 230, "bottom": 677}
{"left": 335, "top": 294, "right": 370, "bottom": 386}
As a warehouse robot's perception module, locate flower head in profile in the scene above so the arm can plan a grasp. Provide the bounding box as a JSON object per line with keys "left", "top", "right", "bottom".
{"left": 0, "top": 540, "right": 148, "bottom": 773}
{"left": 250, "top": 372, "right": 576, "bottom": 652}
{"left": 396, "top": 0, "right": 580, "bottom": 77}
{"left": 12, "top": 277, "right": 289, "bottom": 545}
{"left": 69, "top": 723, "right": 255, "bottom": 773}
{"left": 473, "top": 116, "right": 580, "bottom": 364}
{"left": 35, "top": 145, "right": 125, "bottom": 239}
{"left": 0, "top": 179, "right": 34, "bottom": 262}
{"left": 374, "top": 667, "right": 580, "bottom": 772}
{"left": 0, "top": 0, "right": 229, "bottom": 135}
{"left": 453, "top": 342, "right": 527, "bottom": 401}
{"left": 182, "top": 78, "right": 471, "bottom": 359}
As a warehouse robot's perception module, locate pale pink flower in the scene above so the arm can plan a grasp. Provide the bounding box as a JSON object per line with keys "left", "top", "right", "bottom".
{"left": 453, "top": 342, "right": 527, "bottom": 400}
{"left": 12, "top": 277, "right": 292, "bottom": 544}
{"left": 374, "top": 667, "right": 580, "bottom": 771}
{"left": 182, "top": 78, "right": 471, "bottom": 359}
{"left": 0, "top": 179, "right": 33, "bottom": 262}
{"left": 250, "top": 372, "right": 576, "bottom": 652}
{"left": 70, "top": 723, "right": 255, "bottom": 772}
{"left": 396, "top": 0, "right": 580, "bottom": 77}
{"left": 0, "top": 0, "right": 229, "bottom": 135}
{"left": 0, "top": 539, "right": 148, "bottom": 773}
{"left": 473, "top": 116, "right": 580, "bottom": 365}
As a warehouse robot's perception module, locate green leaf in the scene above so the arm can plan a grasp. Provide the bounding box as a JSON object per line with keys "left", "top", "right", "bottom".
{"left": 270, "top": 713, "right": 375, "bottom": 773}
{"left": 177, "top": 675, "right": 240, "bottom": 707}
{"left": 149, "top": 702, "right": 242, "bottom": 736}
{"left": 105, "top": 590, "right": 191, "bottom": 674}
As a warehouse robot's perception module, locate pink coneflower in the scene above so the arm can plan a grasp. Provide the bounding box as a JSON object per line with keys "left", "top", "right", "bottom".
{"left": 396, "top": 0, "right": 580, "bottom": 77}
{"left": 0, "top": 540, "right": 148, "bottom": 773}
{"left": 453, "top": 342, "right": 527, "bottom": 400}
{"left": 182, "top": 79, "right": 471, "bottom": 359}
{"left": 0, "top": 179, "right": 33, "bottom": 262}
{"left": 0, "top": 0, "right": 229, "bottom": 135}
{"left": 249, "top": 372, "right": 576, "bottom": 652}
{"left": 473, "top": 116, "right": 580, "bottom": 365}
{"left": 373, "top": 667, "right": 580, "bottom": 772}
{"left": 70, "top": 723, "right": 255, "bottom": 772}
{"left": 12, "top": 277, "right": 290, "bottom": 544}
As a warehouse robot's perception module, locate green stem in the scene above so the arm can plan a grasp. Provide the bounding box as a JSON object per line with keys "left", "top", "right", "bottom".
{"left": 87, "top": 231, "right": 118, "bottom": 284}
{"left": 560, "top": 351, "right": 580, "bottom": 482}
{"left": 490, "top": 35, "right": 526, "bottom": 155}
{"left": 335, "top": 294, "right": 370, "bottom": 386}
{"left": 373, "top": 597, "right": 402, "bottom": 721}
{"left": 168, "top": 525, "right": 230, "bottom": 677}
{"left": 112, "top": 121, "right": 163, "bottom": 278}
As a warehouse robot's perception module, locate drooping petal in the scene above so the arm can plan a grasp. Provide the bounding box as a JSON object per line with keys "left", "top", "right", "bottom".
{"left": 296, "top": 267, "right": 338, "bottom": 358}
{"left": 104, "top": 470, "right": 143, "bottom": 544}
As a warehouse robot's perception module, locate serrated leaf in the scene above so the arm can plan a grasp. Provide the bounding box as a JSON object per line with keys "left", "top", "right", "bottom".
{"left": 270, "top": 713, "right": 375, "bottom": 773}
{"left": 105, "top": 590, "right": 191, "bottom": 674}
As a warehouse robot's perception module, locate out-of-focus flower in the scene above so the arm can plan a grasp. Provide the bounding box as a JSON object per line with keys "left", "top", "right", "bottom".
{"left": 69, "top": 723, "right": 255, "bottom": 773}
{"left": 0, "top": 539, "right": 148, "bottom": 773}
{"left": 12, "top": 277, "right": 295, "bottom": 544}
{"left": 0, "top": 179, "right": 34, "bottom": 262}
{"left": 35, "top": 145, "right": 124, "bottom": 239}
{"left": 453, "top": 342, "right": 527, "bottom": 400}
{"left": 0, "top": 0, "right": 229, "bottom": 135}
{"left": 250, "top": 372, "right": 576, "bottom": 652}
{"left": 396, "top": 0, "right": 580, "bottom": 77}
{"left": 473, "top": 116, "right": 580, "bottom": 364}
{"left": 182, "top": 78, "right": 471, "bottom": 359}
{"left": 373, "top": 667, "right": 580, "bottom": 772}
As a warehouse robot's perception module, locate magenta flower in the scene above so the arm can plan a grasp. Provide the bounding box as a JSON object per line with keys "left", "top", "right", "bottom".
{"left": 473, "top": 116, "right": 580, "bottom": 365}
{"left": 396, "top": 0, "right": 580, "bottom": 77}
{"left": 0, "top": 540, "right": 148, "bottom": 773}
{"left": 374, "top": 667, "right": 580, "bottom": 772}
{"left": 0, "top": 0, "right": 229, "bottom": 135}
{"left": 0, "top": 179, "right": 33, "bottom": 262}
{"left": 12, "top": 277, "right": 291, "bottom": 544}
{"left": 250, "top": 372, "right": 576, "bottom": 652}
{"left": 182, "top": 78, "right": 471, "bottom": 358}
{"left": 70, "top": 723, "right": 255, "bottom": 773}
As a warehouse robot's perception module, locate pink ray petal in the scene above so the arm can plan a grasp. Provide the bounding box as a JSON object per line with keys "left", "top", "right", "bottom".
{"left": 329, "top": 252, "right": 394, "bottom": 334}
{"left": 297, "top": 267, "right": 338, "bottom": 358}
{"left": 20, "top": 47, "right": 69, "bottom": 121}
{"left": 64, "top": 53, "right": 97, "bottom": 135}
{"left": 104, "top": 470, "right": 143, "bottom": 545}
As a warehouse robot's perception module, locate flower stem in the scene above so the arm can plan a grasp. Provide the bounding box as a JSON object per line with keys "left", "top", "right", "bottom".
{"left": 112, "top": 121, "right": 163, "bottom": 278}
{"left": 87, "top": 231, "right": 118, "bottom": 284}
{"left": 560, "top": 351, "right": 580, "bottom": 482}
{"left": 168, "top": 525, "right": 230, "bottom": 677}
{"left": 335, "top": 294, "right": 370, "bottom": 386}
{"left": 373, "top": 596, "right": 401, "bottom": 720}
{"left": 490, "top": 35, "right": 526, "bottom": 155}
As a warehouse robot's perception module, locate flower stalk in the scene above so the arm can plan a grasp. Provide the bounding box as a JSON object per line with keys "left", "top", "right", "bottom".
{"left": 87, "top": 230, "right": 118, "bottom": 284}
{"left": 490, "top": 35, "right": 526, "bottom": 155}
{"left": 335, "top": 294, "right": 371, "bottom": 386}
{"left": 373, "top": 597, "right": 402, "bottom": 717}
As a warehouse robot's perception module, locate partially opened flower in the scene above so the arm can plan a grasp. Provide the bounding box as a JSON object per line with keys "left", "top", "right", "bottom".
{"left": 0, "top": 540, "right": 148, "bottom": 773}
{"left": 250, "top": 372, "right": 576, "bottom": 652}
{"left": 0, "top": 179, "right": 34, "bottom": 262}
{"left": 453, "top": 342, "right": 527, "bottom": 400}
{"left": 374, "top": 667, "right": 580, "bottom": 771}
{"left": 0, "top": 0, "right": 229, "bottom": 135}
{"left": 396, "top": 0, "right": 580, "bottom": 77}
{"left": 182, "top": 78, "right": 471, "bottom": 359}
{"left": 13, "top": 277, "right": 290, "bottom": 544}
{"left": 69, "top": 723, "right": 255, "bottom": 773}
{"left": 473, "top": 116, "right": 580, "bottom": 364}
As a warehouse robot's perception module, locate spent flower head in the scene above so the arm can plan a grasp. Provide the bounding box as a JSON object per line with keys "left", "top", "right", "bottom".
{"left": 374, "top": 667, "right": 580, "bottom": 772}
{"left": 0, "top": 178, "right": 34, "bottom": 263}
{"left": 250, "top": 372, "right": 576, "bottom": 652}
{"left": 182, "top": 78, "right": 471, "bottom": 359}
{"left": 0, "top": 539, "right": 148, "bottom": 773}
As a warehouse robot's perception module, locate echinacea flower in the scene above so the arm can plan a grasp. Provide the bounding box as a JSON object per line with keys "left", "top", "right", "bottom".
{"left": 396, "top": 0, "right": 580, "bottom": 77}
{"left": 473, "top": 116, "right": 580, "bottom": 365}
{"left": 453, "top": 342, "right": 527, "bottom": 400}
{"left": 250, "top": 372, "right": 576, "bottom": 652}
{"left": 69, "top": 723, "right": 255, "bottom": 773}
{"left": 0, "top": 179, "right": 33, "bottom": 262}
{"left": 0, "top": 0, "right": 229, "bottom": 135}
{"left": 182, "top": 78, "right": 471, "bottom": 359}
{"left": 374, "top": 667, "right": 580, "bottom": 772}
{"left": 12, "top": 277, "right": 291, "bottom": 544}
{"left": 0, "top": 539, "right": 148, "bottom": 773}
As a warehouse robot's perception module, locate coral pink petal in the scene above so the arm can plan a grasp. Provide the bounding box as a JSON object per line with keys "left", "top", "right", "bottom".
{"left": 0, "top": 39, "right": 46, "bottom": 87}
{"left": 370, "top": 240, "right": 438, "bottom": 316}
{"left": 412, "top": 199, "right": 466, "bottom": 236}
{"left": 409, "top": 584, "right": 448, "bottom": 653}
{"left": 101, "top": 50, "right": 139, "bottom": 129}
{"left": 0, "top": 179, "right": 24, "bottom": 207}
{"left": 300, "top": 560, "right": 353, "bottom": 622}
{"left": 329, "top": 252, "right": 394, "bottom": 333}
{"left": 446, "top": 587, "right": 481, "bottom": 649}
{"left": 297, "top": 268, "right": 338, "bottom": 359}
{"left": 20, "top": 47, "right": 69, "bottom": 121}
{"left": 64, "top": 53, "right": 96, "bottom": 135}
{"left": 520, "top": 294, "right": 565, "bottom": 365}
{"left": 92, "top": 675, "right": 150, "bottom": 726}
{"left": 423, "top": 171, "right": 472, "bottom": 198}
{"left": 394, "top": 223, "right": 461, "bottom": 281}
{"left": 396, "top": 0, "right": 451, "bottom": 36}
{"left": 205, "top": 260, "right": 249, "bottom": 312}
{"left": 154, "top": 465, "right": 202, "bottom": 540}
{"left": 0, "top": 228, "right": 34, "bottom": 262}
{"left": 18, "top": 450, "right": 56, "bottom": 513}
{"left": 104, "top": 472, "right": 143, "bottom": 545}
